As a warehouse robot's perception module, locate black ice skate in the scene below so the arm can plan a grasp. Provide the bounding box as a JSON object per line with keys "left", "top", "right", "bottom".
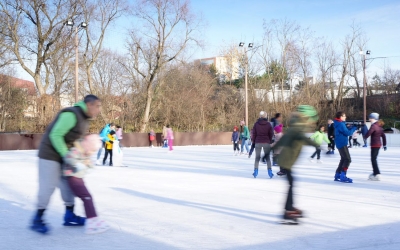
{"left": 279, "top": 211, "right": 300, "bottom": 225}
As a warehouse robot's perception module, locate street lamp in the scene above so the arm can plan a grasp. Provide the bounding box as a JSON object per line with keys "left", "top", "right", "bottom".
{"left": 66, "top": 19, "right": 87, "bottom": 103}
{"left": 359, "top": 50, "right": 369, "bottom": 124}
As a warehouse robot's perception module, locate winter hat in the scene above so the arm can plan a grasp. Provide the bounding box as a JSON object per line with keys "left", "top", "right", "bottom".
{"left": 81, "top": 134, "right": 102, "bottom": 155}
{"left": 369, "top": 112, "right": 379, "bottom": 120}
{"left": 233, "top": 126, "right": 238, "bottom": 131}
{"left": 297, "top": 105, "right": 319, "bottom": 122}
{"left": 259, "top": 111, "right": 267, "bottom": 118}
{"left": 274, "top": 124, "right": 283, "bottom": 133}
{"left": 240, "top": 120, "right": 245, "bottom": 126}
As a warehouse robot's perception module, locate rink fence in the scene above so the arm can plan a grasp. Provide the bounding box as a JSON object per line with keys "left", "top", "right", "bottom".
{"left": 1, "top": 132, "right": 399, "bottom": 151}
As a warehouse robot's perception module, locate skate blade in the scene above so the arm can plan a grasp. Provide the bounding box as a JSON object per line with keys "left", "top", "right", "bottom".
{"left": 279, "top": 219, "right": 299, "bottom": 225}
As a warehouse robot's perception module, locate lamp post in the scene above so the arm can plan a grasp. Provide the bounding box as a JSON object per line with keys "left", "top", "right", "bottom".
{"left": 66, "top": 20, "right": 87, "bottom": 103}
{"left": 239, "top": 42, "right": 254, "bottom": 126}
{"left": 359, "top": 50, "right": 370, "bottom": 124}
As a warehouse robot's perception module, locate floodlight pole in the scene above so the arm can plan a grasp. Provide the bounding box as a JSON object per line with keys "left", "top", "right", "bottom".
{"left": 75, "top": 26, "right": 79, "bottom": 103}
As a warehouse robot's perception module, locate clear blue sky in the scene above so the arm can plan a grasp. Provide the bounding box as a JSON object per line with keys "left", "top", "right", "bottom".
{"left": 188, "top": 0, "right": 400, "bottom": 73}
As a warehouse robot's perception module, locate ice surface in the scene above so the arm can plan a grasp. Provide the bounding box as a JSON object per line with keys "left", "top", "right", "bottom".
{"left": 0, "top": 145, "right": 399, "bottom": 250}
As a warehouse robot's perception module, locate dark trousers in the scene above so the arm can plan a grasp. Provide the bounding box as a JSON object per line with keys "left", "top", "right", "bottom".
{"left": 363, "top": 138, "right": 367, "bottom": 146}
{"left": 348, "top": 136, "right": 352, "bottom": 147}
{"left": 103, "top": 149, "right": 113, "bottom": 165}
{"left": 371, "top": 147, "right": 381, "bottom": 175}
{"left": 353, "top": 139, "right": 360, "bottom": 147}
{"left": 285, "top": 169, "right": 294, "bottom": 211}
{"left": 233, "top": 142, "right": 240, "bottom": 151}
{"left": 336, "top": 146, "right": 351, "bottom": 173}
{"left": 249, "top": 142, "right": 255, "bottom": 155}
{"left": 68, "top": 177, "right": 97, "bottom": 218}
{"left": 311, "top": 147, "right": 321, "bottom": 159}
{"left": 328, "top": 138, "right": 335, "bottom": 151}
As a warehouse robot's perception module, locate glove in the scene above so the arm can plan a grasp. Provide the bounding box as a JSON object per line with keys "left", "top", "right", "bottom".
{"left": 384, "top": 146, "right": 387, "bottom": 151}
{"left": 110, "top": 141, "right": 114, "bottom": 144}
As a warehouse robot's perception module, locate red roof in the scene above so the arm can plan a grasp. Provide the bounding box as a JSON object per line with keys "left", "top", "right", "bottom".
{"left": 0, "top": 75, "right": 36, "bottom": 96}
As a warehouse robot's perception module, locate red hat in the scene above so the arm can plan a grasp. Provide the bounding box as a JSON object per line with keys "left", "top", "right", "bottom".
{"left": 234, "top": 126, "right": 238, "bottom": 131}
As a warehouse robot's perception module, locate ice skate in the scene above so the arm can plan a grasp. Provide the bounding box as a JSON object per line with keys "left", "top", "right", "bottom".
{"left": 64, "top": 209, "right": 86, "bottom": 226}
{"left": 85, "top": 217, "right": 110, "bottom": 234}
{"left": 334, "top": 173, "right": 340, "bottom": 181}
{"left": 279, "top": 211, "right": 299, "bottom": 225}
{"left": 340, "top": 172, "right": 353, "bottom": 183}
{"left": 317, "top": 159, "right": 323, "bottom": 164}
{"left": 30, "top": 215, "right": 49, "bottom": 234}
{"left": 368, "top": 174, "right": 381, "bottom": 181}
{"left": 268, "top": 169, "right": 274, "bottom": 178}
{"left": 309, "top": 157, "right": 315, "bottom": 163}
{"left": 277, "top": 170, "right": 286, "bottom": 177}
{"left": 252, "top": 168, "right": 258, "bottom": 178}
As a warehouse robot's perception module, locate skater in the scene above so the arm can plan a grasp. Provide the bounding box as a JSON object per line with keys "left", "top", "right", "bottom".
{"left": 271, "top": 105, "right": 320, "bottom": 224}
{"left": 347, "top": 124, "right": 353, "bottom": 148}
{"left": 239, "top": 120, "right": 250, "bottom": 155}
{"left": 149, "top": 129, "right": 156, "bottom": 148}
{"left": 326, "top": 119, "right": 335, "bottom": 154}
{"left": 333, "top": 111, "right": 358, "bottom": 183}
{"left": 352, "top": 130, "right": 361, "bottom": 147}
{"left": 309, "top": 125, "right": 330, "bottom": 163}
{"left": 232, "top": 126, "right": 240, "bottom": 156}
{"left": 115, "top": 125, "right": 123, "bottom": 147}
{"left": 62, "top": 134, "right": 110, "bottom": 234}
{"left": 271, "top": 124, "right": 285, "bottom": 176}
{"left": 162, "top": 125, "right": 168, "bottom": 148}
{"left": 363, "top": 113, "right": 387, "bottom": 181}
{"left": 103, "top": 130, "right": 116, "bottom": 166}
{"left": 361, "top": 122, "right": 369, "bottom": 147}
{"left": 166, "top": 125, "right": 174, "bottom": 151}
{"left": 251, "top": 111, "right": 274, "bottom": 178}
{"left": 30, "top": 94, "right": 101, "bottom": 234}
{"left": 96, "top": 123, "right": 115, "bottom": 165}
{"left": 270, "top": 113, "right": 282, "bottom": 128}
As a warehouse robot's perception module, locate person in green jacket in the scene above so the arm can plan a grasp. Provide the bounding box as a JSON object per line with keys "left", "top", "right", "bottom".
{"left": 271, "top": 105, "right": 320, "bottom": 224}
{"left": 309, "top": 125, "right": 331, "bottom": 163}
{"left": 239, "top": 120, "right": 250, "bottom": 155}
{"left": 30, "top": 95, "right": 102, "bottom": 234}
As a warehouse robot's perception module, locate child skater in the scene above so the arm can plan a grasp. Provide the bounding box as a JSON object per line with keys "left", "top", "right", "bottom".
{"left": 232, "top": 126, "right": 240, "bottom": 156}
{"left": 309, "top": 125, "right": 331, "bottom": 163}
{"left": 271, "top": 105, "right": 320, "bottom": 224}
{"left": 352, "top": 130, "right": 361, "bottom": 147}
{"left": 103, "top": 130, "right": 115, "bottom": 166}
{"left": 166, "top": 125, "right": 174, "bottom": 151}
{"left": 63, "top": 134, "right": 110, "bottom": 234}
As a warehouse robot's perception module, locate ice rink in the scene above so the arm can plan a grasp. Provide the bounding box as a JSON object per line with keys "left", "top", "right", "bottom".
{"left": 1, "top": 145, "right": 399, "bottom": 250}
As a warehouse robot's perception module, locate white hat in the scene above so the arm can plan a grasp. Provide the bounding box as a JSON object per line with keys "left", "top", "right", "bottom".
{"left": 259, "top": 111, "right": 267, "bottom": 118}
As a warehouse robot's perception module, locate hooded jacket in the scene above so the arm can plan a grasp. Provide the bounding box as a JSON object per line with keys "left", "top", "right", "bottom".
{"left": 100, "top": 124, "right": 112, "bottom": 142}
{"left": 310, "top": 131, "right": 331, "bottom": 145}
{"left": 252, "top": 118, "right": 274, "bottom": 144}
{"left": 38, "top": 101, "right": 90, "bottom": 162}
{"left": 333, "top": 119, "right": 357, "bottom": 149}
{"left": 364, "top": 122, "right": 386, "bottom": 148}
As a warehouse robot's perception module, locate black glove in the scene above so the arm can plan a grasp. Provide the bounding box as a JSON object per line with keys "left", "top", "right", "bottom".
{"left": 384, "top": 146, "right": 387, "bottom": 151}
{"left": 110, "top": 141, "right": 114, "bottom": 144}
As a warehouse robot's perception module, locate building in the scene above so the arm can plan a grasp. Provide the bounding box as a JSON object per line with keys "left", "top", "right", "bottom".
{"left": 195, "top": 56, "right": 240, "bottom": 82}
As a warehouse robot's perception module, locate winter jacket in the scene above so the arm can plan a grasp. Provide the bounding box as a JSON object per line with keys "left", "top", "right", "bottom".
{"left": 232, "top": 131, "right": 239, "bottom": 142}
{"left": 100, "top": 124, "right": 112, "bottom": 142}
{"left": 271, "top": 113, "right": 319, "bottom": 170}
{"left": 327, "top": 123, "right": 335, "bottom": 138}
{"left": 361, "top": 125, "right": 368, "bottom": 136}
{"left": 38, "top": 101, "right": 90, "bottom": 162}
{"left": 310, "top": 131, "right": 331, "bottom": 145}
{"left": 116, "top": 128, "right": 123, "bottom": 140}
{"left": 333, "top": 119, "right": 357, "bottom": 149}
{"left": 252, "top": 118, "right": 274, "bottom": 144}
{"left": 162, "top": 126, "right": 167, "bottom": 139}
{"left": 364, "top": 122, "right": 387, "bottom": 148}
{"left": 62, "top": 142, "right": 93, "bottom": 178}
{"left": 271, "top": 132, "right": 283, "bottom": 154}
{"left": 105, "top": 133, "right": 115, "bottom": 150}
{"left": 166, "top": 128, "right": 174, "bottom": 140}
{"left": 240, "top": 125, "right": 250, "bottom": 140}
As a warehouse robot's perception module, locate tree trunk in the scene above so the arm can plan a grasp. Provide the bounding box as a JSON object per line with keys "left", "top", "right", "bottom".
{"left": 140, "top": 83, "right": 154, "bottom": 132}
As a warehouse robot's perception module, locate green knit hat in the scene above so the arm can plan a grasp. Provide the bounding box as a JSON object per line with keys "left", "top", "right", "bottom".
{"left": 297, "top": 105, "right": 319, "bottom": 122}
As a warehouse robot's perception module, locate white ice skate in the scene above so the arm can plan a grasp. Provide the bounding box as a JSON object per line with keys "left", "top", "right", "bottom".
{"left": 317, "top": 160, "right": 323, "bottom": 164}
{"left": 368, "top": 174, "right": 381, "bottom": 181}
{"left": 309, "top": 158, "right": 315, "bottom": 163}
{"left": 85, "top": 217, "right": 110, "bottom": 234}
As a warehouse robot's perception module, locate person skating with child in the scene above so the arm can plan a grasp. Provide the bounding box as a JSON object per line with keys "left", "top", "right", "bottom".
{"left": 271, "top": 105, "right": 320, "bottom": 224}
{"left": 232, "top": 126, "right": 240, "bottom": 156}
{"left": 309, "top": 125, "right": 331, "bottom": 163}
{"left": 62, "top": 134, "right": 110, "bottom": 234}
{"left": 326, "top": 119, "right": 335, "bottom": 154}
{"left": 96, "top": 123, "right": 115, "bottom": 165}
{"left": 363, "top": 113, "right": 387, "bottom": 181}
{"left": 239, "top": 120, "right": 250, "bottom": 155}
{"left": 333, "top": 111, "right": 358, "bottom": 183}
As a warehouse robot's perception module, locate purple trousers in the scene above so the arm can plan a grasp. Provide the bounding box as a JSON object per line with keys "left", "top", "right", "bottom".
{"left": 67, "top": 177, "right": 97, "bottom": 218}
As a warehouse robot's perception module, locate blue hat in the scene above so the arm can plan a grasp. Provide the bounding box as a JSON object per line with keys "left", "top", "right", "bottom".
{"left": 369, "top": 112, "right": 379, "bottom": 120}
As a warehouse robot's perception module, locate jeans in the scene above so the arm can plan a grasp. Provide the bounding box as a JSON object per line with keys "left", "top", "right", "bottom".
{"left": 241, "top": 138, "right": 249, "bottom": 153}
{"left": 311, "top": 147, "right": 321, "bottom": 159}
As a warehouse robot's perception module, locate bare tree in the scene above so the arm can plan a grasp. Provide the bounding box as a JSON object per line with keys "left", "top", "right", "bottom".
{"left": 124, "top": 0, "right": 201, "bottom": 132}
{"left": 0, "top": 0, "right": 82, "bottom": 95}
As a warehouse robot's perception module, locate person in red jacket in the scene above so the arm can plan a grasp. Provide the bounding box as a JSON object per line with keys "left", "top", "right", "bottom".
{"left": 251, "top": 111, "right": 274, "bottom": 178}
{"left": 364, "top": 113, "right": 387, "bottom": 181}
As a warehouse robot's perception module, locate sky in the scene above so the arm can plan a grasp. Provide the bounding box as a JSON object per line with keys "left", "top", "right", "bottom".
{"left": 13, "top": 0, "right": 400, "bottom": 81}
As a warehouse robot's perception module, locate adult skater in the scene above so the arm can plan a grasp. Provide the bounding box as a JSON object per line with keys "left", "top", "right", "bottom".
{"left": 363, "top": 113, "right": 387, "bottom": 181}
{"left": 251, "top": 111, "right": 274, "bottom": 178}
{"left": 271, "top": 105, "right": 319, "bottom": 224}
{"left": 326, "top": 119, "right": 335, "bottom": 154}
{"left": 30, "top": 95, "right": 102, "bottom": 234}
{"left": 333, "top": 111, "right": 357, "bottom": 183}
{"left": 270, "top": 113, "right": 282, "bottom": 128}
{"left": 361, "top": 122, "right": 369, "bottom": 147}
{"left": 239, "top": 120, "right": 250, "bottom": 155}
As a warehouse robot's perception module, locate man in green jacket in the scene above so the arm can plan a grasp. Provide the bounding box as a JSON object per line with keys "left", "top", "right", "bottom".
{"left": 30, "top": 95, "right": 101, "bottom": 234}
{"left": 272, "top": 105, "right": 319, "bottom": 224}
